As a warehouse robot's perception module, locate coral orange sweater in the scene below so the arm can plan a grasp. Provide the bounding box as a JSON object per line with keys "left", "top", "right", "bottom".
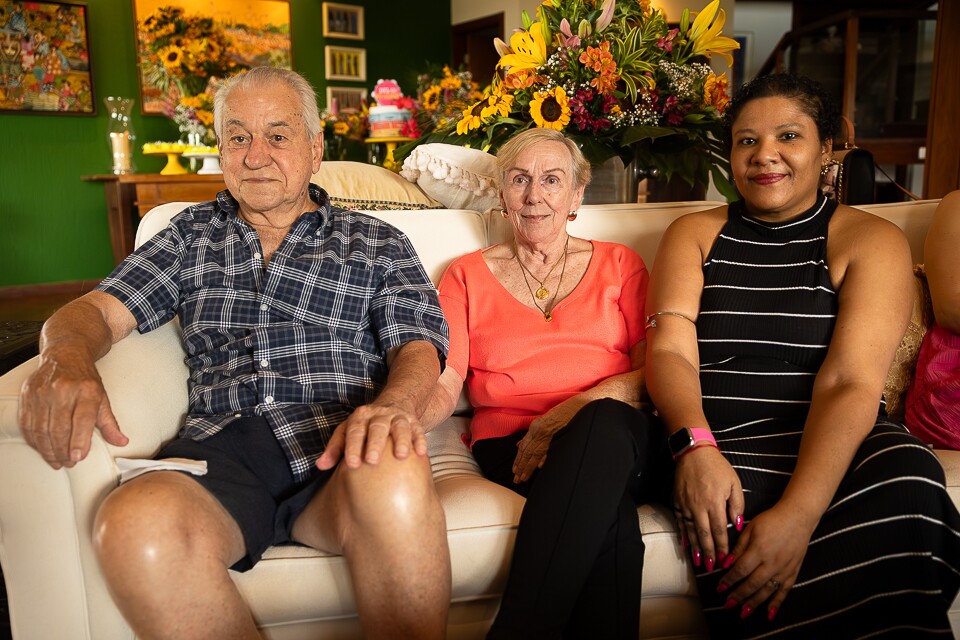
{"left": 438, "top": 241, "right": 648, "bottom": 445}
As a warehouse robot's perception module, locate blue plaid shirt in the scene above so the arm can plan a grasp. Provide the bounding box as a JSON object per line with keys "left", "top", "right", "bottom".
{"left": 97, "top": 185, "right": 448, "bottom": 481}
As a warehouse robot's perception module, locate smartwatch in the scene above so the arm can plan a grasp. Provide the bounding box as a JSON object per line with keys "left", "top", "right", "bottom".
{"left": 668, "top": 427, "right": 717, "bottom": 461}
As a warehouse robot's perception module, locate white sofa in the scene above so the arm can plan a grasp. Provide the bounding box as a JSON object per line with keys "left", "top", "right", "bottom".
{"left": 1, "top": 196, "right": 957, "bottom": 639}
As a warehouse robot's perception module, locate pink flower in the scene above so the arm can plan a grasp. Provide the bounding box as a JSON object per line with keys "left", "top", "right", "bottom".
{"left": 558, "top": 19, "right": 580, "bottom": 49}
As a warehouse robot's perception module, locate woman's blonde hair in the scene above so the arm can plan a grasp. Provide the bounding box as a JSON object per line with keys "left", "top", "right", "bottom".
{"left": 495, "top": 129, "right": 592, "bottom": 189}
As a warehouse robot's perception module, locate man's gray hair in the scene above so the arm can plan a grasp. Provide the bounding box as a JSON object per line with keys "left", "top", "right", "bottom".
{"left": 214, "top": 67, "right": 322, "bottom": 142}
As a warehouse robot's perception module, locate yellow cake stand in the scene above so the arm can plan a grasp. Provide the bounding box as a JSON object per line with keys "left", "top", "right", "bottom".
{"left": 142, "top": 143, "right": 190, "bottom": 175}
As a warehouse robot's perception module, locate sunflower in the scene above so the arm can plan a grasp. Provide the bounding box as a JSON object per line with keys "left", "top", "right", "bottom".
{"left": 529, "top": 86, "right": 571, "bottom": 130}
{"left": 457, "top": 99, "right": 488, "bottom": 135}
{"left": 160, "top": 45, "right": 184, "bottom": 72}
{"left": 334, "top": 121, "right": 350, "bottom": 136}
{"left": 481, "top": 90, "right": 514, "bottom": 119}
{"left": 421, "top": 85, "right": 442, "bottom": 111}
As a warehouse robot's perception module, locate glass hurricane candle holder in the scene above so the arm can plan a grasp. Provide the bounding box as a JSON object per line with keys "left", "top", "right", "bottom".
{"left": 105, "top": 97, "right": 136, "bottom": 175}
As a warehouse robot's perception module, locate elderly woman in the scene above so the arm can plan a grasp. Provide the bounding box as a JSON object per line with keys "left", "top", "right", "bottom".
{"left": 421, "top": 128, "right": 670, "bottom": 637}
{"left": 906, "top": 190, "right": 960, "bottom": 446}
{"left": 646, "top": 73, "right": 960, "bottom": 637}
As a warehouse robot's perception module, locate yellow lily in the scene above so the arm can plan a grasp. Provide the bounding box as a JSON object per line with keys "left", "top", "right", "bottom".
{"left": 497, "top": 22, "right": 547, "bottom": 72}
{"left": 687, "top": 0, "right": 739, "bottom": 67}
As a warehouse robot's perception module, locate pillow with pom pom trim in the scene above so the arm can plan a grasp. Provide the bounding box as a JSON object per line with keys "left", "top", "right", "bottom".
{"left": 400, "top": 144, "right": 499, "bottom": 212}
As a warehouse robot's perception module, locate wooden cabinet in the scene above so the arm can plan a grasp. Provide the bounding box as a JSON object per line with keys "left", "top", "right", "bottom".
{"left": 85, "top": 174, "right": 226, "bottom": 265}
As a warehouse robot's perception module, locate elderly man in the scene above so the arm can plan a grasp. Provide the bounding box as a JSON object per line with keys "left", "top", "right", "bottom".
{"left": 18, "top": 67, "right": 451, "bottom": 639}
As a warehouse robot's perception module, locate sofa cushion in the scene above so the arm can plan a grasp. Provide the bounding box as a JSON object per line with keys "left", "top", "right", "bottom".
{"left": 883, "top": 266, "right": 934, "bottom": 421}
{"left": 312, "top": 161, "right": 442, "bottom": 210}
{"left": 400, "top": 144, "right": 500, "bottom": 212}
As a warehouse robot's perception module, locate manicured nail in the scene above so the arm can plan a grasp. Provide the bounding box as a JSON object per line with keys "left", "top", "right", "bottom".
{"left": 768, "top": 607, "right": 778, "bottom": 621}
{"left": 723, "top": 597, "right": 738, "bottom": 609}
{"left": 693, "top": 549, "right": 701, "bottom": 567}
{"left": 740, "top": 605, "right": 754, "bottom": 619}
{"left": 717, "top": 582, "right": 729, "bottom": 593}
{"left": 723, "top": 553, "right": 736, "bottom": 569}
{"left": 717, "top": 551, "right": 726, "bottom": 563}
{"left": 682, "top": 536, "right": 689, "bottom": 549}
{"left": 736, "top": 514, "right": 744, "bottom": 531}
{"left": 705, "top": 556, "right": 715, "bottom": 572}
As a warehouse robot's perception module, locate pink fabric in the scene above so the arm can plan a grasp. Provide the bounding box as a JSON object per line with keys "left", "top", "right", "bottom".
{"left": 905, "top": 322, "right": 960, "bottom": 449}
{"left": 438, "top": 241, "right": 648, "bottom": 445}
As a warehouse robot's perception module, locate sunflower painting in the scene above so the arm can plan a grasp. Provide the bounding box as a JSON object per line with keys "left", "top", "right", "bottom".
{"left": 133, "top": 0, "right": 292, "bottom": 114}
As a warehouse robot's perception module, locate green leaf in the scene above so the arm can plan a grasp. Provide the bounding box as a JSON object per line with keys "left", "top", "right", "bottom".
{"left": 619, "top": 126, "right": 681, "bottom": 145}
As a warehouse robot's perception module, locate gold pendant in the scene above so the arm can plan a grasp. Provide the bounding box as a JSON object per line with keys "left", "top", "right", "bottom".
{"left": 544, "top": 311, "right": 553, "bottom": 322}
{"left": 535, "top": 286, "right": 549, "bottom": 300}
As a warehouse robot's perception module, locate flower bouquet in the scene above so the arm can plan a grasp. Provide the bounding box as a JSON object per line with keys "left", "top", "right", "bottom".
{"left": 397, "top": 0, "right": 739, "bottom": 198}
{"left": 413, "top": 65, "right": 484, "bottom": 137}
{"left": 320, "top": 108, "right": 369, "bottom": 161}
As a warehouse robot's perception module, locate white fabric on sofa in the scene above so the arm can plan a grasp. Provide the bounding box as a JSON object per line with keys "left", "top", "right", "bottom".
{"left": 1, "top": 197, "right": 956, "bottom": 639}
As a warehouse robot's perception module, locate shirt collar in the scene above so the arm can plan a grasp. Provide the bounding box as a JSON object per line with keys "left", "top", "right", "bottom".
{"left": 215, "top": 183, "right": 331, "bottom": 224}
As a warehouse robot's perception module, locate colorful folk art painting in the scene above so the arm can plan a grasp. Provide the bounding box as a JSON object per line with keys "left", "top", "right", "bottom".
{"left": 0, "top": 0, "right": 95, "bottom": 115}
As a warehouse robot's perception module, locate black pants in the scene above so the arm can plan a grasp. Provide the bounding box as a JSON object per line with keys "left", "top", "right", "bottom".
{"left": 472, "top": 399, "right": 672, "bottom": 640}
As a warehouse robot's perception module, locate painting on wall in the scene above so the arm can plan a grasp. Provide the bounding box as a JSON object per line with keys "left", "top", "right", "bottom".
{"left": 325, "top": 45, "right": 365, "bottom": 82}
{"left": 322, "top": 2, "right": 363, "bottom": 40}
{"left": 0, "top": 0, "right": 96, "bottom": 115}
{"left": 133, "top": 0, "right": 292, "bottom": 115}
{"left": 731, "top": 32, "right": 752, "bottom": 88}
{"left": 325, "top": 86, "right": 366, "bottom": 113}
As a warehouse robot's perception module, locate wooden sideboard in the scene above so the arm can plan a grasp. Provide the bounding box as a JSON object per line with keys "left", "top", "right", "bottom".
{"left": 84, "top": 174, "right": 225, "bottom": 265}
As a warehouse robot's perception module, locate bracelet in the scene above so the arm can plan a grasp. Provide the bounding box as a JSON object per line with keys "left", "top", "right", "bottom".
{"left": 645, "top": 310, "right": 696, "bottom": 330}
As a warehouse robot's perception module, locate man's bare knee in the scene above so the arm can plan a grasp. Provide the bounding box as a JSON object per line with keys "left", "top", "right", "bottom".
{"left": 94, "top": 471, "right": 243, "bottom": 572}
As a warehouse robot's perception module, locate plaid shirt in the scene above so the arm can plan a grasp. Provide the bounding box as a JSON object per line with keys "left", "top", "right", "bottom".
{"left": 97, "top": 185, "right": 448, "bottom": 481}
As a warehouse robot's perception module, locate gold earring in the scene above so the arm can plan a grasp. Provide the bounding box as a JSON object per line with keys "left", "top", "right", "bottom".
{"left": 500, "top": 208, "right": 509, "bottom": 218}
{"left": 567, "top": 211, "right": 578, "bottom": 221}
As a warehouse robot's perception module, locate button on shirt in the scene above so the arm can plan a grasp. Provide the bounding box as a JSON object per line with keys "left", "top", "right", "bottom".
{"left": 96, "top": 185, "right": 448, "bottom": 481}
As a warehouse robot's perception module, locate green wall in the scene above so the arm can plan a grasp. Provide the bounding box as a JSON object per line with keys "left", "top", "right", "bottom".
{"left": 0, "top": 0, "right": 450, "bottom": 288}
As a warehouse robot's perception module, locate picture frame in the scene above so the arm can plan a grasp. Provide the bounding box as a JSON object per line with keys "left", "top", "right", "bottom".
{"left": 325, "top": 86, "right": 367, "bottom": 113}
{"left": 325, "top": 45, "right": 366, "bottom": 82}
{"left": 731, "top": 32, "right": 753, "bottom": 88}
{"left": 322, "top": 2, "right": 364, "bottom": 40}
{"left": 0, "top": 0, "right": 96, "bottom": 115}
{"left": 132, "top": 0, "right": 292, "bottom": 115}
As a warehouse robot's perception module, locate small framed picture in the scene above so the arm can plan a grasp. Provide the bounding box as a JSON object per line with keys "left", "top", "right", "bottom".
{"left": 325, "top": 45, "right": 366, "bottom": 82}
{"left": 322, "top": 2, "right": 364, "bottom": 40}
{"left": 326, "top": 86, "right": 367, "bottom": 113}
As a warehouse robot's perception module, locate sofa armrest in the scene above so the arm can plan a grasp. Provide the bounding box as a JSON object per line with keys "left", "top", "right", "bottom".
{"left": 0, "top": 320, "right": 189, "bottom": 640}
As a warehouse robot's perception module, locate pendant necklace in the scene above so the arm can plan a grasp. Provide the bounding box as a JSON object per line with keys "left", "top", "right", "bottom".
{"left": 515, "top": 236, "right": 568, "bottom": 322}
{"left": 514, "top": 236, "right": 568, "bottom": 300}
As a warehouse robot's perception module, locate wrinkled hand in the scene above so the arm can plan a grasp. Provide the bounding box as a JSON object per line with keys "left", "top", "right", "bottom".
{"left": 673, "top": 446, "right": 744, "bottom": 573}
{"left": 19, "top": 353, "right": 128, "bottom": 469}
{"left": 717, "top": 505, "right": 813, "bottom": 621}
{"left": 512, "top": 411, "right": 566, "bottom": 484}
{"left": 317, "top": 403, "right": 427, "bottom": 471}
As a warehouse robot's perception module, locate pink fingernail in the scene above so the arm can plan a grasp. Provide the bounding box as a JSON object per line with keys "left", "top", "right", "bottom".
{"left": 740, "top": 605, "right": 753, "bottom": 619}
{"left": 705, "top": 556, "right": 715, "bottom": 572}
{"left": 682, "top": 536, "right": 689, "bottom": 549}
{"left": 736, "top": 514, "right": 744, "bottom": 531}
{"left": 693, "top": 549, "right": 701, "bottom": 567}
{"left": 768, "top": 607, "right": 778, "bottom": 621}
{"left": 717, "top": 582, "right": 728, "bottom": 593}
{"left": 723, "top": 597, "right": 738, "bottom": 610}
{"left": 717, "top": 551, "right": 726, "bottom": 563}
{"left": 723, "top": 553, "right": 736, "bottom": 569}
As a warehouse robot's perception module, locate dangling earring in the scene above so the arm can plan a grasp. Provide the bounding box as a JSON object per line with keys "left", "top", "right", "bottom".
{"left": 567, "top": 211, "right": 578, "bottom": 221}
{"left": 819, "top": 163, "right": 831, "bottom": 177}
{"left": 500, "top": 207, "right": 509, "bottom": 219}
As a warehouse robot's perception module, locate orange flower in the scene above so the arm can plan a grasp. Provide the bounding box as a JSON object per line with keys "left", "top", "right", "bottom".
{"left": 579, "top": 41, "right": 616, "bottom": 75}
{"left": 703, "top": 72, "right": 730, "bottom": 113}
{"left": 502, "top": 68, "right": 546, "bottom": 90}
{"left": 590, "top": 72, "right": 620, "bottom": 95}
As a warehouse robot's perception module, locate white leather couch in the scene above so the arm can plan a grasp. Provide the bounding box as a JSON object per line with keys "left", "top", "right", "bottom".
{"left": 1, "top": 196, "right": 957, "bottom": 639}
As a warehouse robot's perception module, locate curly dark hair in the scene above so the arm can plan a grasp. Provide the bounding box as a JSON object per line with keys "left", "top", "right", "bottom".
{"left": 722, "top": 74, "right": 840, "bottom": 151}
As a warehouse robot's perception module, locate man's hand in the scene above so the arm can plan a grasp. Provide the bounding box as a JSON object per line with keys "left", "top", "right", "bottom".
{"left": 317, "top": 403, "right": 427, "bottom": 470}
{"left": 19, "top": 350, "right": 128, "bottom": 469}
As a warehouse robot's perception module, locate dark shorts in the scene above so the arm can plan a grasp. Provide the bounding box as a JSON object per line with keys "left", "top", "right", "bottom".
{"left": 155, "top": 417, "right": 332, "bottom": 572}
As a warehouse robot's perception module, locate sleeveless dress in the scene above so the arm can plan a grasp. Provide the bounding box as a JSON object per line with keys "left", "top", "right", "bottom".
{"left": 695, "top": 196, "right": 960, "bottom": 638}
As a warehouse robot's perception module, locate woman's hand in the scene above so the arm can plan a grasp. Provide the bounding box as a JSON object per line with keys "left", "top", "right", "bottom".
{"left": 717, "top": 504, "right": 816, "bottom": 621}
{"left": 673, "top": 446, "right": 744, "bottom": 572}
{"left": 512, "top": 410, "right": 566, "bottom": 483}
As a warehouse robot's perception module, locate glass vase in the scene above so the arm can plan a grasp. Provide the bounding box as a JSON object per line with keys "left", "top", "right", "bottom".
{"left": 105, "top": 97, "right": 136, "bottom": 175}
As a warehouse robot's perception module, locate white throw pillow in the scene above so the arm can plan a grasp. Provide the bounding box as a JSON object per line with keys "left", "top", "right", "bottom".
{"left": 400, "top": 144, "right": 500, "bottom": 212}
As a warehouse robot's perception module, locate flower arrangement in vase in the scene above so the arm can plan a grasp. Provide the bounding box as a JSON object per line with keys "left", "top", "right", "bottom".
{"left": 397, "top": 0, "right": 739, "bottom": 199}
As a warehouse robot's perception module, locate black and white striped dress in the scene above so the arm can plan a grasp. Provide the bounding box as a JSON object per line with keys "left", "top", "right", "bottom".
{"left": 695, "top": 196, "right": 960, "bottom": 638}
